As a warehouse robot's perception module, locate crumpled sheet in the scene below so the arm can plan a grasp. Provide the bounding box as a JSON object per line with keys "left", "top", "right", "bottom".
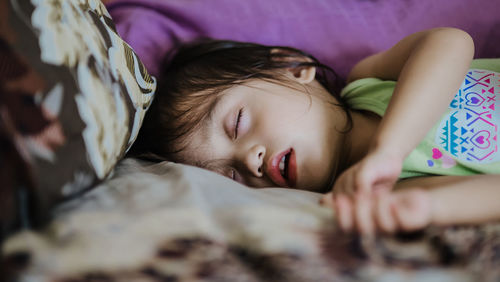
{"left": 2, "top": 158, "right": 500, "bottom": 281}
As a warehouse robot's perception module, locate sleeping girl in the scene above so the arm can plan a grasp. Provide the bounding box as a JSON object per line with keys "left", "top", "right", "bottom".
{"left": 131, "top": 27, "right": 500, "bottom": 236}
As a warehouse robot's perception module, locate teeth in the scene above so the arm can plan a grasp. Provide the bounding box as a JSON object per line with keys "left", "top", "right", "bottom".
{"left": 279, "top": 155, "right": 286, "bottom": 177}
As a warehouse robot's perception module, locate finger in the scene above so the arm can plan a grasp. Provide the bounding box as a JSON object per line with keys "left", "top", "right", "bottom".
{"left": 332, "top": 175, "right": 349, "bottom": 196}
{"left": 336, "top": 194, "right": 354, "bottom": 233}
{"left": 373, "top": 182, "right": 392, "bottom": 193}
{"left": 319, "top": 192, "right": 334, "bottom": 206}
{"left": 354, "top": 193, "right": 374, "bottom": 236}
{"left": 331, "top": 178, "right": 342, "bottom": 196}
{"left": 392, "top": 190, "right": 432, "bottom": 232}
{"left": 354, "top": 167, "right": 375, "bottom": 195}
{"left": 356, "top": 172, "right": 376, "bottom": 195}
{"left": 331, "top": 172, "right": 342, "bottom": 195}
{"left": 332, "top": 172, "right": 350, "bottom": 196}
{"left": 343, "top": 169, "right": 358, "bottom": 196}
{"left": 374, "top": 191, "right": 396, "bottom": 234}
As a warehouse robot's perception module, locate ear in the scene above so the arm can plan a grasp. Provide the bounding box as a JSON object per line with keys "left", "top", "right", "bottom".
{"left": 287, "top": 65, "right": 316, "bottom": 85}
{"left": 270, "top": 49, "right": 316, "bottom": 85}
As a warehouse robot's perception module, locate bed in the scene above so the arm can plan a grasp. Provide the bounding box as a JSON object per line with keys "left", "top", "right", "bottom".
{"left": 1, "top": 0, "right": 500, "bottom": 281}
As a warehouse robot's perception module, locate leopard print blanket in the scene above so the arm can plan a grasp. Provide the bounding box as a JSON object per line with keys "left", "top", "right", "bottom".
{"left": 2, "top": 159, "right": 499, "bottom": 282}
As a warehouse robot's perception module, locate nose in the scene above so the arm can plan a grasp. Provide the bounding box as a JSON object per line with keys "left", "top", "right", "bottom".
{"left": 242, "top": 144, "right": 266, "bottom": 177}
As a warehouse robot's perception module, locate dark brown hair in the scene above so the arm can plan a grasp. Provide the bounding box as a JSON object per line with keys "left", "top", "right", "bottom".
{"left": 129, "top": 39, "right": 349, "bottom": 162}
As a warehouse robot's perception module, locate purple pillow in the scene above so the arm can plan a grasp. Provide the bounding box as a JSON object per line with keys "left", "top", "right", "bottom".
{"left": 107, "top": 0, "right": 500, "bottom": 79}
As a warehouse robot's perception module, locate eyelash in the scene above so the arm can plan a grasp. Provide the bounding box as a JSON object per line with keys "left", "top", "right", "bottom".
{"left": 234, "top": 108, "right": 243, "bottom": 139}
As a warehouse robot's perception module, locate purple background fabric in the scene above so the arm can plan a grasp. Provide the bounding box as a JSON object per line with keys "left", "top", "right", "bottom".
{"left": 107, "top": 0, "right": 500, "bottom": 79}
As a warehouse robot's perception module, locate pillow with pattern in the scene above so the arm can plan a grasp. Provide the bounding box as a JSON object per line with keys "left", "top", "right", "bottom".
{"left": 0, "top": 0, "right": 156, "bottom": 237}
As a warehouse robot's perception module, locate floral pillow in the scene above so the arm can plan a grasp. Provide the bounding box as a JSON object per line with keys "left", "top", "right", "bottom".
{"left": 0, "top": 0, "right": 156, "bottom": 236}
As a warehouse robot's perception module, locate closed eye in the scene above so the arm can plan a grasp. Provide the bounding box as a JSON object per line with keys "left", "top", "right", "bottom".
{"left": 234, "top": 108, "right": 243, "bottom": 139}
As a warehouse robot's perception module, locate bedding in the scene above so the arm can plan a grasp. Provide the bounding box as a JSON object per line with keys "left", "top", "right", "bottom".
{"left": 2, "top": 0, "right": 500, "bottom": 281}
{"left": 0, "top": 0, "right": 156, "bottom": 238}
{"left": 107, "top": 0, "right": 500, "bottom": 78}
{"left": 3, "top": 158, "right": 500, "bottom": 281}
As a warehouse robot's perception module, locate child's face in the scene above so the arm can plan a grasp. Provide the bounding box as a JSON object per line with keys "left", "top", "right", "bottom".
{"left": 178, "top": 78, "right": 347, "bottom": 192}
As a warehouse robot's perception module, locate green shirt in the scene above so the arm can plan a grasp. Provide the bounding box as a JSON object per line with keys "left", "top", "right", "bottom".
{"left": 341, "top": 59, "right": 500, "bottom": 179}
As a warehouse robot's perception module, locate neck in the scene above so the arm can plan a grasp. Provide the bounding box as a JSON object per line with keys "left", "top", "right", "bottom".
{"left": 338, "top": 110, "right": 380, "bottom": 174}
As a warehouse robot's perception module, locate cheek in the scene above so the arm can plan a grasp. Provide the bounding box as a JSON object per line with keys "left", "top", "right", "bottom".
{"left": 238, "top": 110, "right": 251, "bottom": 136}
{"left": 299, "top": 135, "right": 337, "bottom": 185}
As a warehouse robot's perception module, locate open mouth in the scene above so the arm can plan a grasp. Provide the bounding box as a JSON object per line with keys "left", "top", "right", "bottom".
{"left": 278, "top": 151, "right": 291, "bottom": 180}
{"left": 268, "top": 148, "right": 297, "bottom": 188}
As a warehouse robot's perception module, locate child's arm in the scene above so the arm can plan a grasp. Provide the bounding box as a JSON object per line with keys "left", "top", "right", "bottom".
{"left": 332, "top": 28, "right": 474, "bottom": 194}
{"left": 322, "top": 175, "right": 500, "bottom": 235}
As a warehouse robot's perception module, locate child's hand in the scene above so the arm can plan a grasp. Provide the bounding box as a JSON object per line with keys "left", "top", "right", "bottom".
{"left": 321, "top": 188, "right": 432, "bottom": 235}
{"left": 319, "top": 150, "right": 421, "bottom": 235}
{"left": 331, "top": 150, "right": 403, "bottom": 195}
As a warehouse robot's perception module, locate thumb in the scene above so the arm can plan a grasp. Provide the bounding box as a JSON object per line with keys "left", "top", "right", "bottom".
{"left": 319, "top": 192, "right": 334, "bottom": 206}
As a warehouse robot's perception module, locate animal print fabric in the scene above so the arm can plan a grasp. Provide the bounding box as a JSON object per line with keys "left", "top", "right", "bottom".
{"left": 2, "top": 159, "right": 499, "bottom": 282}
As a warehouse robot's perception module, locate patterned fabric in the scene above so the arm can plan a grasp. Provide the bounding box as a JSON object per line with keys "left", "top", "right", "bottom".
{"left": 435, "top": 69, "right": 500, "bottom": 164}
{"left": 341, "top": 59, "right": 500, "bottom": 179}
{"left": 2, "top": 159, "right": 500, "bottom": 282}
{"left": 0, "top": 0, "right": 156, "bottom": 238}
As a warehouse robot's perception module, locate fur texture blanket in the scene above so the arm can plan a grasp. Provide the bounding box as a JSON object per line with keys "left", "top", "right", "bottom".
{"left": 3, "top": 159, "right": 500, "bottom": 281}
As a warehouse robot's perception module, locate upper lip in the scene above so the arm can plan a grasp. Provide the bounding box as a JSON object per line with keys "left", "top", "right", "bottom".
{"left": 266, "top": 148, "right": 294, "bottom": 187}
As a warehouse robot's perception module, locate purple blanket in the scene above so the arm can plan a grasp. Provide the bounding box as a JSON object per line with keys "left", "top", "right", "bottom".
{"left": 107, "top": 0, "right": 500, "bottom": 78}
